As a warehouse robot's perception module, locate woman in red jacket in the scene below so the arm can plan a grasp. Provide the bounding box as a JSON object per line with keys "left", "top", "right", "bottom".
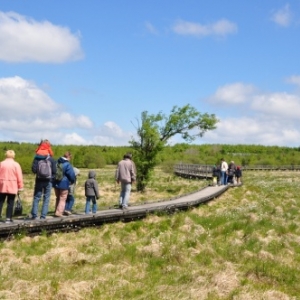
{"left": 0, "top": 150, "right": 24, "bottom": 223}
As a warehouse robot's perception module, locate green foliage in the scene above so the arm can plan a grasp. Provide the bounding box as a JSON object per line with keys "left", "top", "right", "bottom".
{"left": 130, "top": 105, "right": 219, "bottom": 191}
{"left": 0, "top": 141, "right": 300, "bottom": 181}
{"left": 2, "top": 171, "right": 300, "bottom": 298}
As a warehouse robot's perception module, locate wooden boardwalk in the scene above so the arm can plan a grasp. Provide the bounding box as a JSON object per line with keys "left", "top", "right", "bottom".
{"left": 0, "top": 185, "right": 231, "bottom": 239}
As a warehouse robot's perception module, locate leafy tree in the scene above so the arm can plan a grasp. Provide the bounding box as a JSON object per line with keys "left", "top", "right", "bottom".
{"left": 130, "top": 105, "right": 219, "bottom": 191}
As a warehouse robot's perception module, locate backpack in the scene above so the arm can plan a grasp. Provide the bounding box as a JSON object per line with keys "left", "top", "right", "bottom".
{"left": 55, "top": 162, "right": 64, "bottom": 181}
{"left": 37, "top": 158, "right": 52, "bottom": 179}
{"left": 228, "top": 168, "right": 235, "bottom": 176}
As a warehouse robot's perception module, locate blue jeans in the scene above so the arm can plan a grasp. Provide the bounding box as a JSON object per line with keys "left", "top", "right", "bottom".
{"left": 31, "top": 180, "right": 52, "bottom": 219}
{"left": 65, "top": 194, "right": 74, "bottom": 212}
{"left": 119, "top": 182, "right": 131, "bottom": 207}
{"left": 221, "top": 171, "right": 227, "bottom": 185}
{"left": 85, "top": 196, "right": 97, "bottom": 214}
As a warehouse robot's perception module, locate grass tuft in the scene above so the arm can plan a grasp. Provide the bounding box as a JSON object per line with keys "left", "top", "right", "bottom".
{"left": 1, "top": 169, "right": 300, "bottom": 299}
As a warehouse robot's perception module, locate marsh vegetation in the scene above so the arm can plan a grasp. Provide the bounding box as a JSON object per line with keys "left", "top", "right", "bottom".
{"left": 0, "top": 168, "right": 300, "bottom": 299}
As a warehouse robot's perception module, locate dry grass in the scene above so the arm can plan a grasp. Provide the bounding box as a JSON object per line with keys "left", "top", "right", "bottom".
{"left": 1, "top": 169, "right": 300, "bottom": 299}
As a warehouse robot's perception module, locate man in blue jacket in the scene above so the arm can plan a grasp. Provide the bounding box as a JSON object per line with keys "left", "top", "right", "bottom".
{"left": 53, "top": 151, "right": 75, "bottom": 217}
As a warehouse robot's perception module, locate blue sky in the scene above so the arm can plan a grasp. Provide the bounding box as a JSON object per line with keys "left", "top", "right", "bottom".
{"left": 0, "top": 1, "right": 300, "bottom": 146}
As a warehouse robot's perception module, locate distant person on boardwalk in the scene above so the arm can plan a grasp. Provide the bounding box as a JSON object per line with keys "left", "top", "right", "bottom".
{"left": 220, "top": 158, "right": 228, "bottom": 185}
{"left": 31, "top": 140, "right": 57, "bottom": 220}
{"left": 64, "top": 167, "right": 80, "bottom": 215}
{"left": 115, "top": 153, "right": 136, "bottom": 210}
{"left": 53, "top": 151, "right": 75, "bottom": 217}
{"left": 235, "top": 166, "right": 242, "bottom": 184}
{"left": 0, "top": 150, "right": 24, "bottom": 223}
{"left": 227, "top": 160, "right": 236, "bottom": 184}
{"left": 212, "top": 165, "right": 220, "bottom": 186}
{"left": 84, "top": 170, "right": 100, "bottom": 214}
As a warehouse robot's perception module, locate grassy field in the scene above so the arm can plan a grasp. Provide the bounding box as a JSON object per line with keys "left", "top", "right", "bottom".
{"left": 0, "top": 168, "right": 300, "bottom": 299}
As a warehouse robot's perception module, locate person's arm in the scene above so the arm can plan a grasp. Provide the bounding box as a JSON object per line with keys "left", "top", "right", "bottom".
{"left": 31, "top": 159, "right": 37, "bottom": 174}
{"left": 94, "top": 181, "right": 100, "bottom": 199}
{"left": 115, "top": 164, "right": 120, "bottom": 184}
{"left": 130, "top": 161, "right": 136, "bottom": 182}
{"left": 16, "top": 163, "right": 24, "bottom": 190}
{"left": 65, "top": 163, "right": 76, "bottom": 184}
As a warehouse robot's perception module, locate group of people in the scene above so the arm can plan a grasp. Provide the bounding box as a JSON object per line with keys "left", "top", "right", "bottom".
{"left": 212, "top": 158, "right": 242, "bottom": 186}
{"left": 0, "top": 140, "right": 137, "bottom": 223}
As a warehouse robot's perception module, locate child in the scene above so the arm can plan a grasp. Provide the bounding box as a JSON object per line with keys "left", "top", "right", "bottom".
{"left": 212, "top": 165, "right": 220, "bottom": 186}
{"left": 235, "top": 166, "right": 242, "bottom": 184}
{"left": 64, "top": 167, "right": 80, "bottom": 215}
{"left": 35, "top": 139, "right": 54, "bottom": 157}
{"left": 84, "top": 170, "right": 100, "bottom": 214}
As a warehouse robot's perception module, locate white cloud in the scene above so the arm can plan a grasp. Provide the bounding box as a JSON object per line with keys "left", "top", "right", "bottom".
{"left": 1, "top": 75, "right": 300, "bottom": 147}
{"left": 251, "top": 92, "right": 300, "bottom": 119}
{"left": 172, "top": 19, "right": 237, "bottom": 37}
{"left": 271, "top": 4, "right": 292, "bottom": 27}
{"left": 145, "top": 21, "right": 159, "bottom": 35}
{"left": 0, "top": 76, "right": 132, "bottom": 146}
{"left": 93, "top": 121, "right": 134, "bottom": 146}
{"left": 63, "top": 132, "right": 88, "bottom": 145}
{"left": 209, "top": 83, "right": 256, "bottom": 104}
{"left": 0, "top": 76, "right": 99, "bottom": 141}
{"left": 0, "top": 76, "right": 59, "bottom": 118}
{"left": 199, "top": 80, "right": 300, "bottom": 147}
{"left": 0, "top": 11, "right": 83, "bottom": 62}
{"left": 202, "top": 116, "right": 300, "bottom": 146}
{"left": 286, "top": 75, "right": 300, "bottom": 87}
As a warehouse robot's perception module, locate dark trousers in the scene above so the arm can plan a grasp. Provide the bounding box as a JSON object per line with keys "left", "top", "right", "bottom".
{"left": 0, "top": 193, "right": 16, "bottom": 220}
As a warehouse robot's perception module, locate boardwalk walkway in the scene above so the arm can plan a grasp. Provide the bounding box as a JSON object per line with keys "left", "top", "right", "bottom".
{"left": 0, "top": 185, "right": 229, "bottom": 239}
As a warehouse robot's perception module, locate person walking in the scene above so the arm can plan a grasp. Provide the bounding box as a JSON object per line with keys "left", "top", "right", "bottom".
{"left": 0, "top": 150, "right": 24, "bottom": 223}
{"left": 53, "top": 151, "right": 75, "bottom": 217}
{"left": 64, "top": 167, "right": 80, "bottom": 215}
{"left": 212, "top": 165, "right": 220, "bottom": 186}
{"left": 235, "top": 166, "right": 242, "bottom": 184}
{"left": 84, "top": 170, "right": 100, "bottom": 214}
{"left": 115, "top": 153, "right": 136, "bottom": 210}
{"left": 30, "top": 147, "right": 57, "bottom": 220}
{"left": 220, "top": 158, "right": 228, "bottom": 185}
{"left": 227, "top": 160, "right": 236, "bottom": 184}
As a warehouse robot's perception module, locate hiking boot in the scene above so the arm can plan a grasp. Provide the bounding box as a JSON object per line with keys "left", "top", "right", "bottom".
{"left": 54, "top": 213, "right": 63, "bottom": 217}
{"left": 64, "top": 210, "right": 72, "bottom": 216}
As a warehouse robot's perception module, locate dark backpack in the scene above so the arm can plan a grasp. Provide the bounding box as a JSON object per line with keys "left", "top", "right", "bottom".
{"left": 37, "top": 158, "right": 52, "bottom": 179}
{"left": 55, "top": 162, "right": 64, "bottom": 181}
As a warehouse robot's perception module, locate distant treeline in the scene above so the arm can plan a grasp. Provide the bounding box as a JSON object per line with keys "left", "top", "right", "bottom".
{"left": 1, "top": 141, "right": 300, "bottom": 174}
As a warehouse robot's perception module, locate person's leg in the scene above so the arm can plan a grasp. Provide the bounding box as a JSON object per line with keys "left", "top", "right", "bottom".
{"left": 92, "top": 197, "right": 97, "bottom": 213}
{"left": 6, "top": 193, "right": 16, "bottom": 221}
{"left": 0, "top": 193, "right": 6, "bottom": 218}
{"left": 65, "top": 183, "right": 75, "bottom": 212}
{"left": 55, "top": 189, "right": 68, "bottom": 216}
{"left": 220, "top": 171, "right": 224, "bottom": 185}
{"left": 85, "top": 197, "right": 91, "bottom": 214}
{"left": 31, "top": 181, "right": 43, "bottom": 218}
{"left": 119, "top": 183, "right": 126, "bottom": 207}
{"left": 123, "top": 183, "right": 132, "bottom": 208}
{"left": 54, "top": 188, "right": 60, "bottom": 211}
{"left": 65, "top": 194, "right": 74, "bottom": 212}
{"left": 40, "top": 181, "right": 52, "bottom": 219}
